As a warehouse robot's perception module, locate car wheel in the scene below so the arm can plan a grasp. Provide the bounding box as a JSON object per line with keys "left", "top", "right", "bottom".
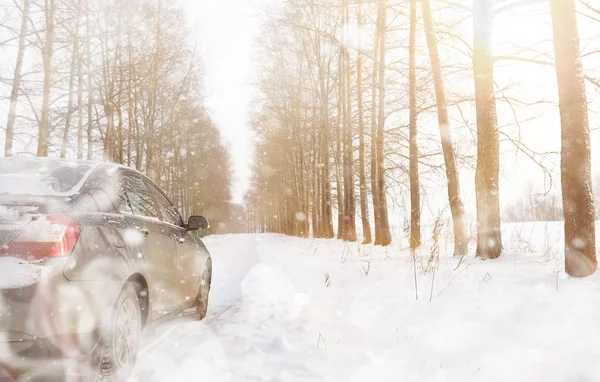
{"left": 96, "top": 282, "right": 141, "bottom": 381}
{"left": 193, "top": 269, "right": 211, "bottom": 321}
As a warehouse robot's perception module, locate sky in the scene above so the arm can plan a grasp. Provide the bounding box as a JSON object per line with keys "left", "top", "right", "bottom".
{"left": 185, "top": 0, "right": 278, "bottom": 204}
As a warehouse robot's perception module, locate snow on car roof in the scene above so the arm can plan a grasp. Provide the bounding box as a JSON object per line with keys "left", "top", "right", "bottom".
{"left": 0, "top": 157, "right": 110, "bottom": 197}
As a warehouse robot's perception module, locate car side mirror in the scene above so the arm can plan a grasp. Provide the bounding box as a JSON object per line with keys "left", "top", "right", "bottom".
{"left": 187, "top": 215, "right": 209, "bottom": 231}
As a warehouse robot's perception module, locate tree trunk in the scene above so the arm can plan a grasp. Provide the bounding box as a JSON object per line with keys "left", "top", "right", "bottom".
{"left": 5, "top": 0, "right": 30, "bottom": 157}
{"left": 342, "top": 0, "right": 357, "bottom": 242}
{"left": 127, "top": 23, "right": 139, "bottom": 167}
{"left": 38, "top": 0, "right": 56, "bottom": 157}
{"left": 86, "top": 0, "right": 94, "bottom": 160}
{"left": 61, "top": 5, "right": 82, "bottom": 158}
{"left": 422, "top": 0, "right": 467, "bottom": 255}
{"left": 408, "top": 0, "right": 421, "bottom": 249}
{"left": 77, "top": 0, "right": 84, "bottom": 160}
{"left": 294, "top": 69, "right": 309, "bottom": 237}
{"left": 146, "top": 0, "right": 163, "bottom": 179}
{"left": 322, "top": 153, "right": 334, "bottom": 237}
{"left": 473, "top": 0, "right": 501, "bottom": 259}
{"left": 335, "top": 40, "right": 345, "bottom": 239}
{"left": 375, "top": 0, "right": 392, "bottom": 246}
{"left": 370, "top": 20, "right": 380, "bottom": 242}
{"left": 116, "top": 10, "right": 124, "bottom": 164}
{"left": 317, "top": 38, "right": 334, "bottom": 239}
{"left": 550, "top": 0, "right": 597, "bottom": 277}
{"left": 357, "top": 0, "right": 372, "bottom": 244}
{"left": 311, "top": 122, "right": 320, "bottom": 237}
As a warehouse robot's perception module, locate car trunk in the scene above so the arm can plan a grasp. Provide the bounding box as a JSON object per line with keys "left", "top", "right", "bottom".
{"left": 0, "top": 160, "right": 102, "bottom": 364}
{"left": 0, "top": 200, "right": 74, "bottom": 349}
{"left": 0, "top": 197, "right": 72, "bottom": 252}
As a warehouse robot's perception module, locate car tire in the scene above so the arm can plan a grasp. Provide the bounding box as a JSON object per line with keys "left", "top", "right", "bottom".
{"left": 192, "top": 269, "right": 211, "bottom": 321}
{"left": 95, "top": 282, "right": 142, "bottom": 381}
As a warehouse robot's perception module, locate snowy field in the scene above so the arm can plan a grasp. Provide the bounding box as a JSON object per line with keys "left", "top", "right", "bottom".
{"left": 132, "top": 224, "right": 600, "bottom": 381}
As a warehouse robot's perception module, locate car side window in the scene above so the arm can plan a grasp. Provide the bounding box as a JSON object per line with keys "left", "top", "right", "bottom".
{"left": 146, "top": 182, "right": 184, "bottom": 227}
{"left": 120, "top": 173, "right": 158, "bottom": 219}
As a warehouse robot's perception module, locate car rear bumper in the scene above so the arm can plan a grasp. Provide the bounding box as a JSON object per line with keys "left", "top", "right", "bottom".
{"left": 0, "top": 332, "right": 106, "bottom": 381}
{"left": 0, "top": 270, "right": 124, "bottom": 376}
{"left": 0, "top": 330, "right": 101, "bottom": 359}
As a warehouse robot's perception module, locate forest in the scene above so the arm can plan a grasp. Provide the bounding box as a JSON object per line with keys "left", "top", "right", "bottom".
{"left": 245, "top": 0, "right": 600, "bottom": 277}
{"left": 0, "top": 0, "right": 233, "bottom": 229}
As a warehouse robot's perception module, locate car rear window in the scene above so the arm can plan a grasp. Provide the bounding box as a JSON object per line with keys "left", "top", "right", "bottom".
{"left": 0, "top": 159, "right": 93, "bottom": 196}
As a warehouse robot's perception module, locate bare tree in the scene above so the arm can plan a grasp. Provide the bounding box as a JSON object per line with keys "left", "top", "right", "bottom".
{"left": 550, "top": 0, "right": 597, "bottom": 277}
{"left": 408, "top": 0, "right": 421, "bottom": 249}
{"left": 473, "top": 0, "right": 501, "bottom": 259}
{"left": 375, "top": 0, "right": 392, "bottom": 246}
{"left": 77, "top": 0, "right": 84, "bottom": 160}
{"left": 421, "top": 0, "right": 467, "bottom": 255}
{"left": 357, "top": 0, "right": 372, "bottom": 244}
{"left": 5, "top": 0, "right": 31, "bottom": 157}
{"left": 85, "top": 0, "right": 93, "bottom": 160}
{"left": 370, "top": 11, "right": 380, "bottom": 244}
{"left": 335, "top": 25, "right": 345, "bottom": 240}
{"left": 38, "top": 0, "right": 56, "bottom": 157}
{"left": 342, "top": 0, "right": 357, "bottom": 242}
{"left": 61, "top": 0, "right": 83, "bottom": 158}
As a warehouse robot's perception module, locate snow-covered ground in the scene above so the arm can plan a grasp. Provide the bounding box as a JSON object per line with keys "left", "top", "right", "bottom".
{"left": 132, "top": 226, "right": 600, "bottom": 381}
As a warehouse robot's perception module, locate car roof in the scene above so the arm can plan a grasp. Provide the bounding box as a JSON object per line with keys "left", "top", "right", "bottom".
{"left": 1, "top": 156, "right": 98, "bottom": 166}
{"left": 0, "top": 157, "right": 139, "bottom": 196}
{"left": 0, "top": 156, "right": 133, "bottom": 171}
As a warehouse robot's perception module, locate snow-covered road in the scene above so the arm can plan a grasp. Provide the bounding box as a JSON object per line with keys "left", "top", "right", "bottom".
{"left": 132, "top": 233, "right": 374, "bottom": 382}
{"left": 131, "top": 232, "right": 600, "bottom": 382}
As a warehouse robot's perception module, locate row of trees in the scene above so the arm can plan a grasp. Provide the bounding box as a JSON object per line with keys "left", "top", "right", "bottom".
{"left": 247, "top": 0, "right": 599, "bottom": 277}
{"left": 0, "top": 0, "right": 232, "bottom": 228}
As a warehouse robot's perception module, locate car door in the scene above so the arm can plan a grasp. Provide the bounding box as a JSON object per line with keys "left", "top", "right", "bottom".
{"left": 145, "top": 181, "right": 202, "bottom": 306}
{"left": 118, "top": 171, "right": 178, "bottom": 320}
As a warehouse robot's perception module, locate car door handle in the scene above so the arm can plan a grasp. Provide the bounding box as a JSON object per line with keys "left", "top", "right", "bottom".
{"left": 138, "top": 227, "right": 150, "bottom": 237}
{"left": 176, "top": 236, "right": 185, "bottom": 244}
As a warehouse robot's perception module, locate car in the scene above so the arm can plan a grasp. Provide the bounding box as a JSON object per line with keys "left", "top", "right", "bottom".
{"left": 0, "top": 157, "right": 212, "bottom": 381}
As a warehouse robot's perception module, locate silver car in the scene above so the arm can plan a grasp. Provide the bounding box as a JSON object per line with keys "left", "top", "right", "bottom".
{"left": 0, "top": 157, "right": 212, "bottom": 381}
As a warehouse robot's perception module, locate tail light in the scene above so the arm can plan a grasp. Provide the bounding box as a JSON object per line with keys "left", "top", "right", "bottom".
{"left": 0, "top": 215, "right": 80, "bottom": 262}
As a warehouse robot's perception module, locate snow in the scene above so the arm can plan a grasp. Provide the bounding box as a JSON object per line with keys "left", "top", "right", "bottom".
{"left": 131, "top": 225, "right": 600, "bottom": 381}
{"left": 0, "top": 257, "right": 52, "bottom": 289}
{"left": 0, "top": 174, "right": 58, "bottom": 196}
{"left": 0, "top": 205, "right": 39, "bottom": 222}
{"left": 0, "top": 158, "right": 95, "bottom": 197}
